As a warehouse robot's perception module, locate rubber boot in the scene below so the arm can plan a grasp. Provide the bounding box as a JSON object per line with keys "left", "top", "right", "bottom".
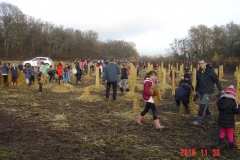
{"left": 153, "top": 119, "right": 165, "bottom": 130}
{"left": 176, "top": 105, "right": 180, "bottom": 113}
{"left": 217, "top": 138, "right": 223, "bottom": 149}
{"left": 136, "top": 115, "right": 143, "bottom": 125}
{"left": 120, "top": 87, "right": 123, "bottom": 93}
{"left": 185, "top": 107, "right": 190, "bottom": 115}
{"left": 229, "top": 142, "right": 234, "bottom": 151}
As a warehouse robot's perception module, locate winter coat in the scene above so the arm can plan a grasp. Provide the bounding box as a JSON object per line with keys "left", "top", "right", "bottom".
{"left": 142, "top": 78, "right": 157, "bottom": 102}
{"left": 40, "top": 65, "right": 47, "bottom": 74}
{"left": 175, "top": 83, "right": 191, "bottom": 102}
{"left": 23, "top": 68, "right": 32, "bottom": 79}
{"left": 64, "top": 66, "right": 70, "bottom": 72}
{"left": 48, "top": 70, "right": 56, "bottom": 75}
{"left": 120, "top": 68, "right": 128, "bottom": 79}
{"left": 30, "top": 68, "right": 35, "bottom": 76}
{"left": 57, "top": 65, "right": 63, "bottom": 76}
{"left": 195, "top": 64, "right": 223, "bottom": 95}
{"left": 1, "top": 66, "right": 8, "bottom": 75}
{"left": 179, "top": 78, "right": 192, "bottom": 88}
{"left": 11, "top": 67, "right": 18, "bottom": 77}
{"left": 74, "top": 62, "right": 82, "bottom": 75}
{"left": 102, "top": 62, "right": 120, "bottom": 82}
{"left": 217, "top": 96, "right": 240, "bottom": 128}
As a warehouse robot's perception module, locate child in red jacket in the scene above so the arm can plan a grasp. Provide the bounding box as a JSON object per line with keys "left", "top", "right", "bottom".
{"left": 56, "top": 62, "right": 63, "bottom": 85}
{"left": 136, "top": 70, "right": 165, "bottom": 130}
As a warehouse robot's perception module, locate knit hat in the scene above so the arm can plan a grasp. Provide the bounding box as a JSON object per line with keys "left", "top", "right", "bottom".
{"left": 184, "top": 73, "right": 190, "bottom": 78}
{"left": 225, "top": 85, "right": 237, "bottom": 98}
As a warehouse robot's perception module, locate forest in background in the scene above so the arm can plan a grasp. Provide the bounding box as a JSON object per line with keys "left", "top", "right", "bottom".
{"left": 0, "top": 2, "right": 139, "bottom": 60}
{"left": 0, "top": 2, "right": 240, "bottom": 62}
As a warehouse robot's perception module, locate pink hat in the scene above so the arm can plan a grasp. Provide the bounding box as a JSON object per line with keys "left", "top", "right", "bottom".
{"left": 225, "top": 85, "right": 237, "bottom": 98}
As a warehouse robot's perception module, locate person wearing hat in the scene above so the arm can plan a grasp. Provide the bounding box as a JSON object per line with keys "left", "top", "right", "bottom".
{"left": 193, "top": 59, "right": 224, "bottom": 125}
{"left": 179, "top": 73, "right": 192, "bottom": 88}
{"left": 174, "top": 83, "right": 192, "bottom": 114}
{"left": 216, "top": 85, "right": 240, "bottom": 151}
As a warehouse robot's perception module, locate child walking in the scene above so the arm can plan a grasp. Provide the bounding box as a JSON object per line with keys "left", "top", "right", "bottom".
{"left": 119, "top": 63, "right": 129, "bottom": 93}
{"left": 216, "top": 85, "right": 240, "bottom": 151}
{"left": 136, "top": 70, "right": 165, "bottom": 130}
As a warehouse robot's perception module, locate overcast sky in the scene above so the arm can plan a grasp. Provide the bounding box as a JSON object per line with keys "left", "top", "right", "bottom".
{"left": 5, "top": 0, "right": 240, "bottom": 56}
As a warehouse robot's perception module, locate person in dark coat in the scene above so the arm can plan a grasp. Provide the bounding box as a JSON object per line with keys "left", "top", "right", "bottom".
{"left": 175, "top": 83, "right": 192, "bottom": 114}
{"left": 74, "top": 59, "right": 82, "bottom": 85}
{"left": 179, "top": 73, "right": 192, "bottom": 88}
{"left": 216, "top": 85, "right": 240, "bottom": 151}
{"left": 1, "top": 63, "right": 9, "bottom": 87}
{"left": 30, "top": 67, "right": 35, "bottom": 85}
{"left": 10, "top": 63, "right": 18, "bottom": 86}
{"left": 102, "top": 59, "right": 120, "bottom": 101}
{"left": 48, "top": 69, "right": 56, "bottom": 82}
{"left": 193, "top": 59, "right": 223, "bottom": 125}
{"left": 119, "top": 63, "right": 129, "bottom": 93}
{"left": 23, "top": 64, "right": 32, "bottom": 86}
{"left": 18, "top": 63, "right": 23, "bottom": 71}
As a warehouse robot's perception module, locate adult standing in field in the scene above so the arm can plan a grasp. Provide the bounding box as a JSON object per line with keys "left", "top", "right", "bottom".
{"left": 102, "top": 59, "right": 120, "bottom": 101}
{"left": 193, "top": 59, "right": 224, "bottom": 125}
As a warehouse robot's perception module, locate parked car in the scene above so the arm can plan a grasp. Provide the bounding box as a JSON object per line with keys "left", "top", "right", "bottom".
{"left": 22, "top": 57, "right": 53, "bottom": 67}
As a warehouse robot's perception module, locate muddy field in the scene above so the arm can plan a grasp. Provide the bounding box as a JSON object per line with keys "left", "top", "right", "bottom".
{"left": 0, "top": 68, "right": 240, "bottom": 160}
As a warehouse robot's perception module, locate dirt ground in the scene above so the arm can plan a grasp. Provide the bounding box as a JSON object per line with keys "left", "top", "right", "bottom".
{"left": 0, "top": 69, "right": 240, "bottom": 160}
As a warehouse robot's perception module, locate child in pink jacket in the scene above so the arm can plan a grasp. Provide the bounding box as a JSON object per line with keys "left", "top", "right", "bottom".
{"left": 136, "top": 70, "right": 165, "bottom": 130}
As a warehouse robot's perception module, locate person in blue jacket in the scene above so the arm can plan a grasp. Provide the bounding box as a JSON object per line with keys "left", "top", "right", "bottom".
{"left": 175, "top": 83, "right": 192, "bottom": 114}
{"left": 10, "top": 63, "right": 18, "bottom": 86}
{"left": 1, "top": 63, "right": 9, "bottom": 87}
{"left": 23, "top": 64, "right": 32, "bottom": 86}
{"left": 102, "top": 59, "right": 120, "bottom": 101}
{"left": 48, "top": 69, "right": 56, "bottom": 82}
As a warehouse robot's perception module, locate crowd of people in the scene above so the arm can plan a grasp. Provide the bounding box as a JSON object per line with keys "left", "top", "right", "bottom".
{"left": 1, "top": 58, "right": 240, "bottom": 151}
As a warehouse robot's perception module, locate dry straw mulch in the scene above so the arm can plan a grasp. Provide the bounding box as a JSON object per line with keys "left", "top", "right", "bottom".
{"left": 52, "top": 83, "right": 75, "bottom": 93}
{"left": 120, "top": 92, "right": 142, "bottom": 101}
{"left": 78, "top": 86, "right": 103, "bottom": 102}
{"left": 149, "top": 84, "right": 165, "bottom": 106}
{"left": 51, "top": 114, "right": 70, "bottom": 130}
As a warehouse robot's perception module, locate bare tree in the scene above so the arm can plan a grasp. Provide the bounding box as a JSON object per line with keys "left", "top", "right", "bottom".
{"left": 0, "top": 2, "right": 25, "bottom": 58}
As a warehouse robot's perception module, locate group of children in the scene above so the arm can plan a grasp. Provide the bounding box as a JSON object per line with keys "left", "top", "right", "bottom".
{"left": 136, "top": 69, "right": 240, "bottom": 151}
{"left": 2, "top": 61, "right": 240, "bottom": 151}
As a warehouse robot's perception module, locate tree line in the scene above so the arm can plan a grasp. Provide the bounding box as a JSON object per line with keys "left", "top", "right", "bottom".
{"left": 167, "top": 21, "right": 240, "bottom": 62}
{"left": 0, "top": 2, "right": 140, "bottom": 60}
